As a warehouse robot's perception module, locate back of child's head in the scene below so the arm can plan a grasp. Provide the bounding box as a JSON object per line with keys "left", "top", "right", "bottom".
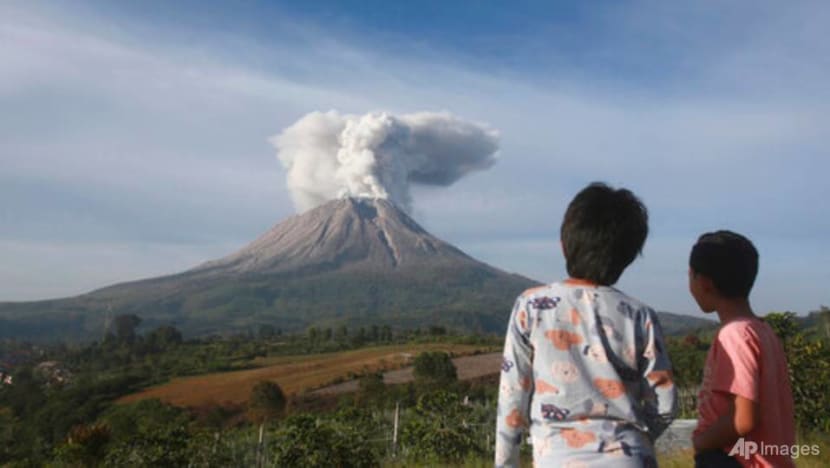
{"left": 689, "top": 230, "right": 759, "bottom": 298}
{"left": 560, "top": 182, "right": 648, "bottom": 286}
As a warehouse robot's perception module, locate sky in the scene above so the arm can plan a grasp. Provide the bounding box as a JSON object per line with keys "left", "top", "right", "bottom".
{"left": 1, "top": 0, "right": 828, "bottom": 316}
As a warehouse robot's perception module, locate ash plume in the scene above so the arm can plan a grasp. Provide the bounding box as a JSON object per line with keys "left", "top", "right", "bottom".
{"left": 271, "top": 111, "right": 499, "bottom": 213}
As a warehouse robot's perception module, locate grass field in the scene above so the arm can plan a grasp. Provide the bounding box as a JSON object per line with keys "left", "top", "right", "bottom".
{"left": 118, "top": 343, "right": 496, "bottom": 407}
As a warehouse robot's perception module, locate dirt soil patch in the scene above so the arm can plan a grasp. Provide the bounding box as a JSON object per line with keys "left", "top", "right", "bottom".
{"left": 118, "top": 343, "right": 495, "bottom": 407}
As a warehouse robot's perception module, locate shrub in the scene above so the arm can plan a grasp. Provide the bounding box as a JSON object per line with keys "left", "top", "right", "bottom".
{"left": 412, "top": 352, "right": 457, "bottom": 387}
{"left": 356, "top": 372, "right": 385, "bottom": 406}
{"left": 247, "top": 381, "right": 286, "bottom": 424}
{"left": 764, "top": 312, "right": 830, "bottom": 432}
{"left": 270, "top": 414, "right": 379, "bottom": 467}
{"left": 53, "top": 422, "right": 111, "bottom": 467}
{"left": 401, "top": 391, "right": 482, "bottom": 462}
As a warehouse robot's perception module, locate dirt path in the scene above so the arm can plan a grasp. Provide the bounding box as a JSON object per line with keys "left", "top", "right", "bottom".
{"left": 312, "top": 352, "right": 502, "bottom": 395}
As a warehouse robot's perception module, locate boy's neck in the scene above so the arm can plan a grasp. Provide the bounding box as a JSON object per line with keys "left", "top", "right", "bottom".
{"left": 564, "top": 277, "right": 599, "bottom": 287}
{"left": 715, "top": 298, "right": 756, "bottom": 324}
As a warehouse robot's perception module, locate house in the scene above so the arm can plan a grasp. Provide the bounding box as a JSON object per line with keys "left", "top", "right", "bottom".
{"left": 34, "top": 361, "right": 73, "bottom": 387}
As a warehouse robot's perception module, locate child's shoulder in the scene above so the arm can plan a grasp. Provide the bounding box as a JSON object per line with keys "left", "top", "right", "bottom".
{"left": 717, "top": 317, "right": 777, "bottom": 347}
{"left": 609, "top": 289, "right": 654, "bottom": 312}
{"left": 516, "top": 283, "right": 564, "bottom": 311}
{"left": 518, "top": 283, "right": 555, "bottom": 298}
{"left": 516, "top": 281, "right": 600, "bottom": 304}
{"left": 517, "top": 283, "right": 657, "bottom": 319}
{"left": 593, "top": 287, "right": 658, "bottom": 323}
{"left": 718, "top": 317, "right": 760, "bottom": 336}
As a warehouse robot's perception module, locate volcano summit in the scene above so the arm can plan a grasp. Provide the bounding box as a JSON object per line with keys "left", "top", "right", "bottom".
{"left": 194, "top": 198, "right": 489, "bottom": 275}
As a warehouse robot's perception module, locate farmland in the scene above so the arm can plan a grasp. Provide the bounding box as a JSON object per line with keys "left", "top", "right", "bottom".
{"left": 118, "top": 343, "right": 498, "bottom": 407}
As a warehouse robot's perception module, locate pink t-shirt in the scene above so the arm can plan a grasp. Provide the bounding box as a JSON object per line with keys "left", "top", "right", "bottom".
{"left": 695, "top": 317, "right": 796, "bottom": 468}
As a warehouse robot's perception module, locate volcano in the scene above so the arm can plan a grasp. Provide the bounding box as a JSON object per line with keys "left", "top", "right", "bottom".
{"left": 192, "top": 197, "right": 492, "bottom": 275}
{"left": 0, "top": 198, "right": 537, "bottom": 340}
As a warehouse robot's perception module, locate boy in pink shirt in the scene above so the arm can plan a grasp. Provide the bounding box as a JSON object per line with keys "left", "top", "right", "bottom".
{"left": 688, "top": 231, "right": 796, "bottom": 468}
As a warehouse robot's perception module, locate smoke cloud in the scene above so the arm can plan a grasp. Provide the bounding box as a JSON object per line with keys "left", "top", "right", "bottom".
{"left": 271, "top": 111, "right": 499, "bottom": 213}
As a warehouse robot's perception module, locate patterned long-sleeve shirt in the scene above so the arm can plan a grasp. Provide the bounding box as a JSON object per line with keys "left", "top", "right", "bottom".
{"left": 495, "top": 281, "right": 677, "bottom": 467}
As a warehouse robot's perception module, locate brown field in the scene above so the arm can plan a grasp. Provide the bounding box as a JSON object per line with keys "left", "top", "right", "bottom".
{"left": 118, "top": 343, "right": 497, "bottom": 407}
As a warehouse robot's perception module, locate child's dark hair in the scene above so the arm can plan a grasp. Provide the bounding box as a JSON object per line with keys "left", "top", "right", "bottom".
{"left": 560, "top": 182, "right": 648, "bottom": 285}
{"left": 689, "top": 230, "right": 759, "bottom": 298}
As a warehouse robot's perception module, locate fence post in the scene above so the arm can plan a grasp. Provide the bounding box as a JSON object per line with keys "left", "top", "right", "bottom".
{"left": 392, "top": 401, "right": 400, "bottom": 457}
{"left": 256, "top": 422, "right": 265, "bottom": 468}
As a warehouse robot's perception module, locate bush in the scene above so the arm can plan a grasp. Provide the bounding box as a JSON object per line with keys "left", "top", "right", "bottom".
{"left": 102, "top": 422, "right": 191, "bottom": 467}
{"left": 356, "top": 372, "right": 385, "bottom": 406}
{"left": 666, "top": 337, "right": 706, "bottom": 389}
{"left": 270, "top": 414, "right": 379, "bottom": 467}
{"left": 99, "top": 399, "right": 193, "bottom": 467}
{"left": 783, "top": 335, "right": 830, "bottom": 432}
{"left": 53, "top": 422, "right": 111, "bottom": 467}
{"left": 412, "top": 352, "right": 457, "bottom": 387}
{"left": 401, "top": 391, "right": 481, "bottom": 462}
{"left": 764, "top": 312, "right": 830, "bottom": 432}
{"left": 247, "top": 381, "right": 286, "bottom": 424}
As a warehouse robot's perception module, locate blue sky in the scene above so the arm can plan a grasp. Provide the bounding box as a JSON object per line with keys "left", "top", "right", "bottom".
{"left": 1, "top": 0, "right": 827, "bottom": 316}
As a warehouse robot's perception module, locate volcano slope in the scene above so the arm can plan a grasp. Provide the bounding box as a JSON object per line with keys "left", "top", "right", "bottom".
{"left": 0, "top": 198, "right": 536, "bottom": 340}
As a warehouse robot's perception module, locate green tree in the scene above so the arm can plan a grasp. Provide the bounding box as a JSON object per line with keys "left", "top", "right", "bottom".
{"left": 356, "top": 372, "right": 385, "bottom": 406}
{"left": 247, "top": 381, "right": 286, "bottom": 424}
{"left": 53, "top": 422, "right": 111, "bottom": 467}
{"left": 786, "top": 335, "right": 830, "bottom": 431}
{"left": 401, "top": 391, "right": 481, "bottom": 462}
{"left": 113, "top": 314, "right": 142, "bottom": 344}
{"left": 666, "top": 338, "right": 706, "bottom": 389}
{"left": 258, "top": 324, "right": 276, "bottom": 340}
{"left": 764, "top": 311, "right": 830, "bottom": 432}
{"left": 813, "top": 305, "right": 830, "bottom": 339}
{"left": 413, "top": 351, "right": 457, "bottom": 386}
{"left": 145, "top": 326, "right": 182, "bottom": 352}
{"left": 428, "top": 326, "right": 447, "bottom": 336}
{"left": 101, "top": 399, "right": 193, "bottom": 467}
{"left": 381, "top": 325, "right": 392, "bottom": 342}
{"left": 307, "top": 327, "right": 320, "bottom": 346}
{"left": 665, "top": 336, "right": 708, "bottom": 418}
{"left": 335, "top": 325, "right": 349, "bottom": 343}
{"left": 270, "top": 414, "right": 379, "bottom": 467}
{"left": 763, "top": 311, "right": 800, "bottom": 341}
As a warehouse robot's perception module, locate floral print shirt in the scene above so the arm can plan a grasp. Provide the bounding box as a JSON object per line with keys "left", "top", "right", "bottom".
{"left": 495, "top": 281, "right": 677, "bottom": 467}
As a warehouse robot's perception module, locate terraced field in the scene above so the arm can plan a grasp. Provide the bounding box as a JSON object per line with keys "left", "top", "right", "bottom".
{"left": 118, "top": 343, "right": 497, "bottom": 407}
{"left": 313, "top": 352, "right": 502, "bottom": 395}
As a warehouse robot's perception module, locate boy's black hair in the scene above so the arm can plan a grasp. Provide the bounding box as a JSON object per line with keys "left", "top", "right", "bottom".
{"left": 560, "top": 182, "right": 648, "bottom": 285}
{"left": 689, "top": 230, "right": 759, "bottom": 298}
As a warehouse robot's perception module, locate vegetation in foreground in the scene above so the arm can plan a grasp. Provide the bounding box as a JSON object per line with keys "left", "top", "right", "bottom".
{"left": 0, "top": 310, "right": 827, "bottom": 466}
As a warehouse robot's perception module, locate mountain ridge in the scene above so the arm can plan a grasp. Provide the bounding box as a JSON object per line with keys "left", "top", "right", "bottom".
{"left": 0, "top": 198, "right": 716, "bottom": 341}
{"left": 0, "top": 198, "right": 534, "bottom": 340}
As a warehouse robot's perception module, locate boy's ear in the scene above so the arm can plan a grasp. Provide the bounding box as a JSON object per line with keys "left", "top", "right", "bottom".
{"left": 560, "top": 240, "right": 566, "bottom": 257}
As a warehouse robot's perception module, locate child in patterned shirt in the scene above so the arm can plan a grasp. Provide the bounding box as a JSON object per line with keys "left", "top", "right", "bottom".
{"left": 495, "top": 182, "right": 677, "bottom": 467}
